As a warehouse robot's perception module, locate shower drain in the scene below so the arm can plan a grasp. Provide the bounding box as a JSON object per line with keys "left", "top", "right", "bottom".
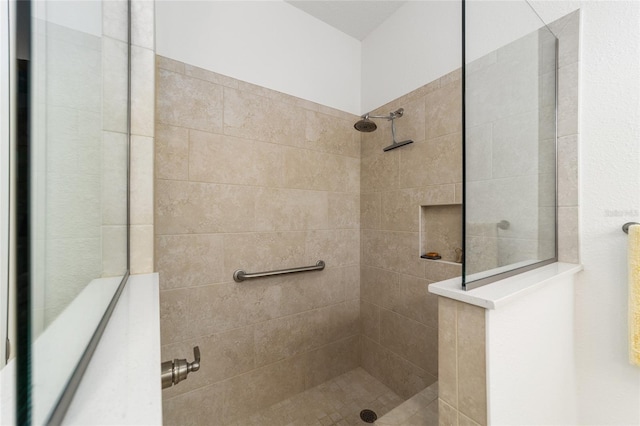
{"left": 360, "top": 409, "right": 378, "bottom": 423}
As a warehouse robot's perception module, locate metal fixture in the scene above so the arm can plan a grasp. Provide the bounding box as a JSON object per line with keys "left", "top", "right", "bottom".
{"left": 233, "top": 260, "right": 325, "bottom": 283}
{"left": 497, "top": 220, "right": 510, "bottom": 230}
{"left": 623, "top": 222, "right": 639, "bottom": 234}
{"left": 161, "top": 346, "right": 201, "bottom": 389}
{"left": 455, "top": 248, "right": 464, "bottom": 264}
{"left": 353, "top": 108, "right": 414, "bottom": 152}
{"left": 360, "top": 409, "right": 378, "bottom": 423}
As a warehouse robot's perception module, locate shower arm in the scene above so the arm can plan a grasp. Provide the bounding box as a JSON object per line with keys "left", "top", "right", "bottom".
{"left": 361, "top": 108, "right": 405, "bottom": 121}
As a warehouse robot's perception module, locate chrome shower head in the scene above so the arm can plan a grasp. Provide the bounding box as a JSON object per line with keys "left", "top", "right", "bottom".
{"left": 354, "top": 115, "right": 377, "bottom": 132}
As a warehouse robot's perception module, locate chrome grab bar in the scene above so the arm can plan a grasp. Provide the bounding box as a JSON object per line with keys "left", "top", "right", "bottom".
{"left": 233, "top": 260, "right": 325, "bottom": 282}
{"left": 623, "top": 222, "right": 639, "bottom": 234}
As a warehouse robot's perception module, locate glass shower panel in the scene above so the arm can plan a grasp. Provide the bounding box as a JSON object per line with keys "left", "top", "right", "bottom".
{"left": 463, "top": 0, "right": 557, "bottom": 289}
{"left": 24, "top": 0, "right": 130, "bottom": 422}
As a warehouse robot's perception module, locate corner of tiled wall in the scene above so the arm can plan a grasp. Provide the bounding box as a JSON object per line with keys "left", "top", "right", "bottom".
{"left": 437, "top": 297, "right": 487, "bottom": 426}
{"left": 550, "top": 10, "right": 581, "bottom": 264}
{"left": 130, "top": 0, "right": 155, "bottom": 274}
{"left": 360, "top": 68, "right": 463, "bottom": 399}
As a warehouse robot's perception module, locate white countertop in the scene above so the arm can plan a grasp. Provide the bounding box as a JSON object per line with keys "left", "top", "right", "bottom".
{"left": 0, "top": 273, "right": 162, "bottom": 425}
{"left": 428, "top": 262, "right": 583, "bottom": 309}
{"left": 63, "top": 273, "right": 162, "bottom": 425}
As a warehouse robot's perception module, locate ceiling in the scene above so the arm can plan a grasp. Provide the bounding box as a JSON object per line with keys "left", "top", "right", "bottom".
{"left": 285, "top": 1, "right": 407, "bottom": 41}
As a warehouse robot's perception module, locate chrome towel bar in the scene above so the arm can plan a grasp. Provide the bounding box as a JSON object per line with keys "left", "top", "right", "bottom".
{"left": 233, "top": 260, "right": 326, "bottom": 282}
{"left": 623, "top": 222, "right": 640, "bottom": 234}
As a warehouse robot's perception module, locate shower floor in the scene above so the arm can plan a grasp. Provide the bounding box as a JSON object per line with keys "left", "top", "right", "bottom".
{"left": 228, "top": 368, "right": 405, "bottom": 426}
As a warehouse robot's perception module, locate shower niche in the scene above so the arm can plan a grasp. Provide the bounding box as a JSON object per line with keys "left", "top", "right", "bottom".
{"left": 419, "top": 204, "right": 463, "bottom": 264}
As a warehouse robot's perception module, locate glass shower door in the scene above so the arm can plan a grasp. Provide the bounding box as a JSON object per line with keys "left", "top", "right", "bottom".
{"left": 463, "top": 0, "right": 558, "bottom": 289}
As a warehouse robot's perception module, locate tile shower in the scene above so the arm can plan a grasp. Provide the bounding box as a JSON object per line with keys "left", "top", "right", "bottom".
{"left": 155, "top": 55, "right": 462, "bottom": 423}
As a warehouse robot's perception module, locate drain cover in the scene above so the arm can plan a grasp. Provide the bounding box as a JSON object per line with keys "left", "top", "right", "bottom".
{"left": 360, "top": 409, "right": 378, "bottom": 423}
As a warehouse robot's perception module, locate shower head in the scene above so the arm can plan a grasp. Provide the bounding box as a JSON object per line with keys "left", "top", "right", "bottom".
{"left": 383, "top": 139, "right": 414, "bottom": 152}
{"left": 355, "top": 108, "right": 413, "bottom": 152}
{"left": 354, "top": 108, "right": 405, "bottom": 133}
{"left": 354, "top": 115, "right": 377, "bottom": 132}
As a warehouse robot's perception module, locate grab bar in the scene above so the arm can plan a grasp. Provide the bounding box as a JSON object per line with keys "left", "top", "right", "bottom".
{"left": 233, "top": 260, "right": 326, "bottom": 282}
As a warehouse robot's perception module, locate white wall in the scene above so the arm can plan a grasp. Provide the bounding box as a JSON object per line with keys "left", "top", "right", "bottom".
{"left": 155, "top": 1, "right": 361, "bottom": 114}
{"left": 360, "top": 1, "right": 461, "bottom": 113}
{"left": 486, "top": 274, "right": 578, "bottom": 425}
{"left": 527, "top": 1, "right": 640, "bottom": 423}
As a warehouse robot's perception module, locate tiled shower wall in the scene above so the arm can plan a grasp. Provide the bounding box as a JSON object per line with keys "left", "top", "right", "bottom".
{"left": 360, "top": 70, "right": 463, "bottom": 398}
{"left": 155, "top": 56, "right": 361, "bottom": 425}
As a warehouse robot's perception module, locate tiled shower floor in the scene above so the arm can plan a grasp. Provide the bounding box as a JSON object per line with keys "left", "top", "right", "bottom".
{"left": 228, "top": 368, "right": 406, "bottom": 426}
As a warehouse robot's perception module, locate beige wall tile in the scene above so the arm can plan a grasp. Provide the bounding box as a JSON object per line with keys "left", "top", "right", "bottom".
{"left": 360, "top": 266, "right": 399, "bottom": 305}
{"left": 360, "top": 300, "right": 380, "bottom": 342}
{"left": 399, "top": 133, "right": 462, "bottom": 188}
{"left": 131, "top": 0, "right": 154, "bottom": 49}
{"left": 425, "top": 80, "right": 462, "bottom": 140}
{"left": 361, "top": 230, "right": 424, "bottom": 278}
{"left": 102, "top": 131, "right": 128, "bottom": 225}
{"left": 155, "top": 233, "right": 225, "bottom": 290}
{"left": 361, "top": 150, "right": 399, "bottom": 192}
{"left": 455, "top": 183, "right": 463, "bottom": 204}
{"left": 457, "top": 303, "right": 487, "bottom": 425}
{"left": 558, "top": 134, "right": 578, "bottom": 207}
{"left": 131, "top": 46, "right": 155, "bottom": 137}
{"left": 130, "top": 135, "right": 154, "bottom": 225}
{"left": 303, "top": 110, "right": 360, "bottom": 158}
{"left": 102, "top": 0, "right": 128, "bottom": 42}
{"left": 255, "top": 188, "right": 328, "bottom": 232}
{"left": 162, "top": 382, "right": 226, "bottom": 426}
{"left": 305, "top": 336, "right": 360, "bottom": 389}
{"left": 155, "top": 180, "right": 256, "bottom": 235}
{"left": 438, "top": 297, "right": 458, "bottom": 409}
{"left": 157, "top": 68, "right": 223, "bottom": 133}
{"left": 283, "top": 146, "right": 360, "bottom": 193}
{"left": 103, "top": 37, "right": 128, "bottom": 133}
{"left": 558, "top": 61, "right": 579, "bottom": 138}
{"left": 185, "top": 63, "right": 239, "bottom": 88}
{"left": 223, "top": 87, "right": 305, "bottom": 146}
{"left": 379, "top": 309, "right": 437, "bottom": 376}
{"left": 161, "top": 325, "right": 254, "bottom": 399}
{"left": 224, "top": 356, "right": 306, "bottom": 424}
{"left": 328, "top": 192, "right": 360, "bottom": 229}
{"left": 189, "top": 130, "right": 283, "bottom": 187}
{"left": 390, "top": 274, "right": 438, "bottom": 329}
{"left": 102, "top": 225, "right": 127, "bottom": 276}
{"left": 424, "top": 261, "right": 462, "bottom": 282}
{"left": 361, "top": 336, "right": 436, "bottom": 399}
{"left": 382, "top": 186, "right": 456, "bottom": 233}
{"left": 342, "top": 265, "right": 360, "bottom": 300}
{"left": 558, "top": 206, "right": 579, "bottom": 263}
{"left": 157, "top": 55, "right": 185, "bottom": 74}
{"left": 459, "top": 412, "right": 482, "bottom": 426}
{"left": 254, "top": 311, "right": 313, "bottom": 367}
{"left": 130, "top": 224, "right": 154, "bottom": 274}
{"left": 439, "top": 398, "right": 459, "bottom": 426}
{"left": 305, "top": 229, "right": 360, "bottom": 268}
{"left": 155, "top": 123, "right": 188, "bottom": 181}
{"left": 361, "top": 192, "right": 381, "bottom": 229}
{"left": 254, "top": 301, "right": 358, "bottom": 369}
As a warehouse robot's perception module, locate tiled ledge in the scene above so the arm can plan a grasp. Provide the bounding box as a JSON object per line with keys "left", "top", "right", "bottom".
{"left": 427, "top": 262, "right": 583, "bottom": 310}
